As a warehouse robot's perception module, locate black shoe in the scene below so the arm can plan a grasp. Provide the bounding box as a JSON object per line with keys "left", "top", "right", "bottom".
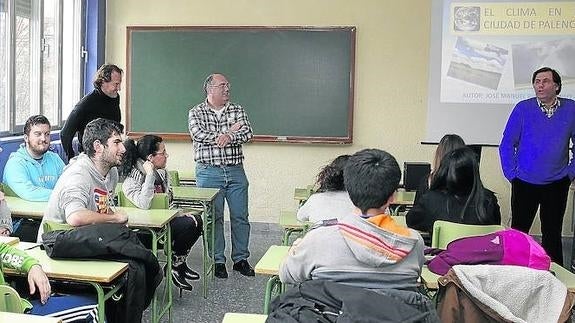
{"left": 173, "top": 262, "right": 200, "bottom": 281}
{"left": 215, "top": 263, "right": 228, "bottom": 279}
{"left": 183, "top": 266, "right": 200, "bottom": 281}
{"left": 168, "top": 264, "right": 193, "bottom": 297}
{"left": 171, "top": 254, "right": 199, "bottom": 280}
{"left": 232, "top": 260, "right": 255, "bottom": 277}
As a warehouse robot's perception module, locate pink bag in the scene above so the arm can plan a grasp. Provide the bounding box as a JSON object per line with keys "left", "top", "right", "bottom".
{"left": 428, "top": 228, "right": 551, "bottom": 275}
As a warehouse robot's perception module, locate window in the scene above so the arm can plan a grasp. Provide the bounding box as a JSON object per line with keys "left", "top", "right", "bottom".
{"left": 0, "top": 0, "right": 83, "bottom": 135}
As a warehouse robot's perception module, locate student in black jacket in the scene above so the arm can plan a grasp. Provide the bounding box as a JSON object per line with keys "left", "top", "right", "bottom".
{"left": 406, "top": 147, "right": 501, "bottom": 237}
{"left": 413, "top": 134, "right": 466, "bottom": 205}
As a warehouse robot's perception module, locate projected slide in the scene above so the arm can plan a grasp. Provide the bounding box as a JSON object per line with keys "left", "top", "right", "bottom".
{"left": 440, "top": 1, "right": 575, "bottom": 104}
{"left": 427, "top": 0, "right": 575, "bottom": 145}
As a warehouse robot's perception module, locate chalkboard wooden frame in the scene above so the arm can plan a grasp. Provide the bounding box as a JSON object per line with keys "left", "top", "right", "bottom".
{"left": 125, "top": 26, "right": 356, "bottom": 143}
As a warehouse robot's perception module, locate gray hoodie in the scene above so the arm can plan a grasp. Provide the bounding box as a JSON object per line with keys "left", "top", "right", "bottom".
{"left": 37, "top": 153, "right": 119, "bottom": 242}
{"left": 279, "top": 213, "right": 425, "bottom": 290}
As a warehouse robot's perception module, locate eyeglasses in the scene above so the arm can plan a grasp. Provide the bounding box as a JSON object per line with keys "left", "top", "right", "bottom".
{"left": 155, "top": 151, "right": 169, "bottom": 157}
{"left": 210, "top": 83, "right": 231, "bottom": 90}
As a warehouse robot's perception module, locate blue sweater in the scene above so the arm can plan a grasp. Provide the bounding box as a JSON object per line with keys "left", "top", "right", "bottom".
{"left": 3, "top": 144, "right": 65, "bottom": 201}
{"left": 499, "top": 97, "right": 575, "bottom": 184}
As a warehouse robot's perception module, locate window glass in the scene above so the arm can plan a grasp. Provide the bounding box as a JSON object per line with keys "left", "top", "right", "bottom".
{"left": 15, "top": 0, "right": 32, "bottom": 125}
{"left": 43, "top": 0, "right": 57, "bottom": 123}
{"left": 0, "top": 0, "right": 7, "bottom": 131}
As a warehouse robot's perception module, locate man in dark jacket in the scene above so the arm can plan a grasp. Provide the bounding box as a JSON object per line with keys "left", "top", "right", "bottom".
{"left": 60, "top": 64, "right": 122, "bottom": 162}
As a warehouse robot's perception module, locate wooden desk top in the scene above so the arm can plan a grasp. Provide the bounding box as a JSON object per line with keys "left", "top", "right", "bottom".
{"left": 0, "top": 312, "right": 62, "bottom": 323}
{"left": 255, "top": 245, "right": 290, "bottom": 275}
{"left": 421, "top": 262, "right": 575, "bottom": 292}
{"left": 279, "top": 210, "right": 312, "bottom": 229}
{"left": 5, "top": 245, "right": 128, "bottom": 284}
{"left": 0, "top": 235, "right": 19, "bottom": 246}
{"left": 294, "top": 188, "right": 415, "bottom": 206}
{"left": 4, "top": 196, "right": 46, "bottom": 218}
{"left": 551, "top": 262, "right": 575, "bottom": 292}
{"left": 177, "top": 170, "right": 196, "bottom": 181}
{"left": 171, "top": 186, "right": 219, "bottom": 202}
{"left": 391, "top": 190, "right": 416, "bottom": 206}
{"left": 118, "top": 206, "right": 180, "bottom": 229}
{"left": 293, "top": 187, "right": 312, "bottom": 203}
{"left": 222, "top": 313, "right": 267, "bottom": 323}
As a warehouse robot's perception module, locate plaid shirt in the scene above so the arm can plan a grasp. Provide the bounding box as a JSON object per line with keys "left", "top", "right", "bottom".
{"left": 538, "top": 97, "right": 560, "bottom": 118}
{"left": 188, "top": 101, "right": 253, "bottom": 165}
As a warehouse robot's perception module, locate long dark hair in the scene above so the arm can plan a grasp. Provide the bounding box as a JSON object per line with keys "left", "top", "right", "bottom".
{"left": 429, "top": 147, "right": 486, "bottom": 221}
{"left": 118, "top": 134, "right": 163, "bottom": 177}
{"left": 315, "top": 155, "right": 351, "bottom": 193}
{"left": 432, "top": 134, "right": 465, "bottom": 178}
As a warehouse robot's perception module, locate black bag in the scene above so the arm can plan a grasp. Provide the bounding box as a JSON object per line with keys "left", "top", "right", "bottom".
{"left": 12, "top": 218, "right": 41, "bottom": 242}
{"left": 267, "top": 280, "right": 439, "bottom": 323}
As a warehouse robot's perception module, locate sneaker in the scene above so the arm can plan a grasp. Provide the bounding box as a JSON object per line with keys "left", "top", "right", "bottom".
{"left": 215, "top": 263, "right": 228, "bottom": 279}
{"left": 232, "top": 259, "right": 255, "bottom": 277}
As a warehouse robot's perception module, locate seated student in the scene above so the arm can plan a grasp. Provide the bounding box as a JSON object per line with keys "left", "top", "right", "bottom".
{"left": 406, "top": 147, "right": 501, "bottom": 237}
{"left": 280, "top": 149, "right": 425, "bottom": 290}
{"left": 1, "top": 230, "right": 100, "bottom": 321}
{"left": 38, "top": 118, "right": 159, "bottom": 323}
{"left": 3, "top": 115, "right": 65, "bottom": 202}
{"left": 119, "top": 135, "right": 203, "bottom": 292}
{"left": 0, "top": 239, "right": 51, "bottom": 304}
{"left": 414, "top": 134, "right": 465, "bottom": 204}
{"left": 296, "top": 154, "right": 356, "bottom": 223}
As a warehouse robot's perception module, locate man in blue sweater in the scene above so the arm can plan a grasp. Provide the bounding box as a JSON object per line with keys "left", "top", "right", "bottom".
{"left": 3, "top": 115, "right": 65, "bottom": 202}
{"left": 499, "top": 67, "right": 575, "bottom": 265}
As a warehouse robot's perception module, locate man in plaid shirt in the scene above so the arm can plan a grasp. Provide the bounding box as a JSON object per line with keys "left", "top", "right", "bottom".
{"left": 188, "top": 73, "right": 254, "bottom": 278}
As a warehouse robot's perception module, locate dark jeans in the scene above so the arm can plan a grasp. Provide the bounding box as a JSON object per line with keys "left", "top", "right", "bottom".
{"left": 511, "top": 176, "right": 571, "bottom": 265}
{"left": 137, "top": 214, "right": 203, "bottom": 256}
{"left": 171, "top": 214, "right": 203, "bottom": 256}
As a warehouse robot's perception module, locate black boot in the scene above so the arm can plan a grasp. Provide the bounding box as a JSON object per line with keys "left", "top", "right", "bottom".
{"left": 170, "top": 255, "right": 193, "bottom": 297}
{"left": 175, "top": 250, "right": 200, "bottom": 280}
{"left": 180, "top": 263, "right": 200, "bottom": 281}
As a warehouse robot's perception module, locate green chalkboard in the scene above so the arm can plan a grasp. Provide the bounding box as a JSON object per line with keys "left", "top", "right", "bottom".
{"left": 126, "top": 26, "right": 355, "bottom": 143}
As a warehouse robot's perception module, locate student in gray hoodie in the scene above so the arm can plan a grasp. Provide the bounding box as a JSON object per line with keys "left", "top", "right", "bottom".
{"left": 38, "top": 119, "right": 127, "bottom": 241}
{"left": 280, "top": 149, "right": 425, "bottom": 291}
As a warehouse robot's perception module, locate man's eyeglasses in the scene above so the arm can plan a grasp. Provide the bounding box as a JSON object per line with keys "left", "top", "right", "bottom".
{"left": 210, "top": 83, "right": 231, "bottom": 90}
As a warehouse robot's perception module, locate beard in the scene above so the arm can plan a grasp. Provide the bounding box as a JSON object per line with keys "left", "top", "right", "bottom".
{"left": 28, "top": 143, "right": 50, "bottom": 156}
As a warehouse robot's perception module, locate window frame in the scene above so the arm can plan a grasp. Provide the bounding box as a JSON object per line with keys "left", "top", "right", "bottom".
{"left": 0, "top": 0, "right": 86, "bottom": 137}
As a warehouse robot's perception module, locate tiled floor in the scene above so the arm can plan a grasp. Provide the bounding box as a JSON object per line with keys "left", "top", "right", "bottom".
{"left": 142, "top": 222, "right": 283, "bottom": 322}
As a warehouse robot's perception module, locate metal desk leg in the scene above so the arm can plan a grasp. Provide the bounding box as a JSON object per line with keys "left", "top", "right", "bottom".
{"left": 263, "top": 275, "right": 283, "bottom": 315}
{"left": 87, "top": 279, "right": 124, "bottom": 323}
{"left": 202, "top": 200, "right": 215, "bottom": 298}
{"left": 145, "top": 225, "right": 173, "bottom": 323}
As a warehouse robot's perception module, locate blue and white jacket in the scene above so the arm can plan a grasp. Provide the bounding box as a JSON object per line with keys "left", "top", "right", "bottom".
{"left": 3, "top": 144, "right": 65, "bottom": 201}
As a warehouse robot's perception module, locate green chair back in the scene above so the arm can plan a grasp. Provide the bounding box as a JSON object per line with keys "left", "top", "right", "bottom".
{"left": 168, "top": 170, "right": 180, "bottom": 187}
{"left": 43, "top": 220, "right": 74, "bottom": 233}
{"left": 0, "top": 284, "right": 32, "bottom": 313}
{"left": 1, "top": 183, "right": 18, "bottom": 197}
{"left": 431, "top": 220, "right": 505, "bottom": 249}
{"left": 117, "top": 189, "right": 169, "bottom": 209}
